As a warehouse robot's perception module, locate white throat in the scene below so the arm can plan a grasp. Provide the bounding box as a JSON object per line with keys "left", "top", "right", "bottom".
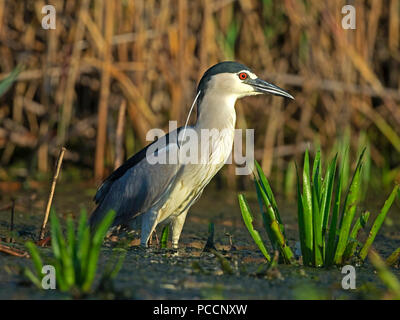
{"left": 195, "top": 92, "right": 237, "bottom": 131}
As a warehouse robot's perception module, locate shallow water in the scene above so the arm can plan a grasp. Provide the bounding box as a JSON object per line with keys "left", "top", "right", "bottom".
{"left": 0, "top": 182, "right": 399, "bottom": 299}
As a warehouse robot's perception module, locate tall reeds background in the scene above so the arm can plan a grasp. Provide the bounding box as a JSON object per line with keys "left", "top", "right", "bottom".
{"left": 0, "top": 0, "right": 399, "bottom": 193}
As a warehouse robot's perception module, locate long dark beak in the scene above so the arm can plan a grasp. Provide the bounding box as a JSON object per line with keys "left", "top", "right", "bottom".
{"left": 246, "top": 78, "right": 294, "bottom": 100}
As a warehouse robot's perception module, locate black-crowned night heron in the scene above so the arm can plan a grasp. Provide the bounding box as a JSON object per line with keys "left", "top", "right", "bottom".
{"left": 90, "top": 61, "right": 294, "bottom": 248}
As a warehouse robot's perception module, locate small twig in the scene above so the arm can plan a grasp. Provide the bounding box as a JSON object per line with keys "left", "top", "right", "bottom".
{"left": 0, "top": 203, "right": 12, "bottom": 212}
{"left": 225, "top": 232, "right": 236, "bottom": 251}
{"left": 154, "top": 231, "right": 160, "bottom": 246}
{"left": 6, "top": 199, "right": 15, "bottom": 243}
{"left": 39, "top": 147, "right": 66, "bottom": 240}
{"left": 0, "top": 243, "right": 29, "bottom": 258}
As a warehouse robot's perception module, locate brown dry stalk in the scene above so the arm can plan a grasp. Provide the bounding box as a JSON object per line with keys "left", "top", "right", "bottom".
{"left": 0, "top": 243, "right": 29, "bottom": 258}
{"left": 114, "top": 100, "right": 126, "bottom": 169}
{"left": 1, "top": 1, "right": 400, "bottom": 188}
{"left": 261, "top": 96, "right": 284, "bottom": 176}
{"left": 58, "top": 0, "right": 90, "bottom": 145}
{"left": 95, "top": 0, "right": 114, "bottom": 182}
{"left": 39, "top": 147, "right": 66, "bottom": 240}
{"left": 83, "top": 57, "right": 157, "bottom": 126}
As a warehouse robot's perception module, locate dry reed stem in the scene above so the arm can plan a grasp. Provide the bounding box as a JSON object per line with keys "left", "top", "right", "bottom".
{"left": 39, "top": 147, "right": 66, "bottom": 240}
{"left": 0, "top": 243, "right": 29, "bottom": 258}
{"left": 114, "top": 99, "right": 126, "bottom": 169}
{"left": 58, "top": 0, "right": 89, "bottom": 145}
{"left": 0, "top": 0, "right": 399, "bottom": 188}
{"left": 83, "top": 57, "right": 157, "bottom": 126}
{"left": 95, "top": 0, "right": 114, "bottom": 182}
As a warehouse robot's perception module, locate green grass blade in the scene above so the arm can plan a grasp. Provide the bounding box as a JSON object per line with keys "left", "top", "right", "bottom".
{"left": 270, "top": 219, "right": 295, "bottom": 264}
{"left": 77, "top": 208, "right": 88, "bottom": 242}
{"left": 76, "top": 209, "right": 90, "bottom": 284}
{"left": 255, "top": 180, "right": 293, "bottom": 263}
{"left": 358, "top": 131, "right": 371, "bottom": 198}
{"left": 238, "top": 194, "right": 271, "bottom": 262}
{"left": 66, "top": 215, "right": 76, "bottom": 263}
{"left": 312, "top": 149, "right": 323, "bottom": 266}
{"left": 255, "top": 179, "right": 278, "bottom": 224}
{"left": 284, "top": 161, "right": 296, "bottom": 200}
{"left": 350, "top": 211, "right": 370, "bottom": 239}
{"left": 319, "top": 155, "right": 337, "bottom": 260}
{"left": 386, "top": 248, "right": 400, "bottom": 267}
{"left": 53, "top": 259, "right": 68, "bottom": 291}
{"left": 320, "top": 155, "right": 337, "bottom": 232}
{"left": 254, "top": 179, "right": 274, "bottom": 246}
{"left": 296, "top": 163, "right": 309, "bottom": 265}
{"left": 312, "top": 149, "right": 322, "bottom": 201}
{"left": 23, "top": 268, "right": 43, "bottom": 289}
{"left": 334, "top": 149, "right": 365, "bottom": 265}
{"left": 203, "top": 222, "right": 216, "bottom": 251}
{"left": 312, "top": 183, "right": 323, "bottom": 267}
{"left": 340, "top": 132, "right": 350, "bottom": 191}
{"left": 255, "top": 179, "right": 279, "bottom": 250}
{"left": 302, "top": 150, "right": 314, "bottom": 265}
{"left": 359, "top": 185, "right": 399, "bottom": 261}
{"left": 50, "top": 209, "right": 61, "bottom": 261}
{"left": 82, "top": 210, "right": 115, "bottom": 292}
{"left": 325, "top": 160, "right": 343, "bottom": 266}
{"left": 161, "top": 225, "right": 169, "bottom": 249}
{"left": 50, "top": 211, "right": 75, "bottom": 288}
{"left": 108, "top": 249, "right": 127, "bottom": 279}
{"left": 255, "top": 161, "right": 282, "bottom": 224}
{"left": 25, "top": 241, "right": 44, "bottom": 277}
{"left": 369, "top": 250, "right": 400, "bottom": 299}
{"left": 342, "top": 211, "right": 370, "bottom": 262}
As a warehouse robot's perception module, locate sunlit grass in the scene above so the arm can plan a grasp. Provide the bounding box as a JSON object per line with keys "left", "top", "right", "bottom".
{"left": 24, "top": 209, "right": 126, "bottom": 297}
{"left": 239, "top": 148, "right": 399, "bottom": 267}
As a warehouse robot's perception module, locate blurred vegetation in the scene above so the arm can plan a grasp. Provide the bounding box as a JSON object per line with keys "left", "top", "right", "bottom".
{"left": 0, "top": 0, "right": 399, "bottom": 195}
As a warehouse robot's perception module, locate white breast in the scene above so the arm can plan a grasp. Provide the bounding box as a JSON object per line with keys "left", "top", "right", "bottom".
{"left": 157, "top": 90, "right": 238, "bottom": 223}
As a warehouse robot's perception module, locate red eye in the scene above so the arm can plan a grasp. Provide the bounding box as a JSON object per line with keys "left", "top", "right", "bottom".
{"left": 238, "top": 72, "right": 248, "bottom": 80}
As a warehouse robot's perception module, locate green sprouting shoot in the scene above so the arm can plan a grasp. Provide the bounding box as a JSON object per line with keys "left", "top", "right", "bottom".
{"left": 238, "top": 194, "right": 271, "bottom": 262}
{"left": 160, "top": 225, "right": 169, "bottom": 249}
{"left": 25, "top": 209, "right": 123, "bottom": 296}
{"left": 359, "top": 185, "right": 399, "bottom": 261}
{"left": 239, "top": 147, "right": 397, "bottom": 268}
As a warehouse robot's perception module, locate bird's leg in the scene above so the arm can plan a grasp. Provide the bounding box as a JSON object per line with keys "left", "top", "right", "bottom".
{"left": 171, "top": 210, "right": 188, "bottom": 249}
{"left": 140, "top": 210, "right": 159, "bottom": 247}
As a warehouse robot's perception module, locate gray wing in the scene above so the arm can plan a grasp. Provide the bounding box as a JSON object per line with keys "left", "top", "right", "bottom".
{"left": 89, "top": 127, "right": 185, "bottom": 229}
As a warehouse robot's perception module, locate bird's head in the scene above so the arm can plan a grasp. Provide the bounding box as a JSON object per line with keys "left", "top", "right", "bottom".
{"left": 197, "top": 61, "right": 294, "bottom": 101}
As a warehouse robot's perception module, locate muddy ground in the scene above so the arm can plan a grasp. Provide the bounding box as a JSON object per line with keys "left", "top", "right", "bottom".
{"left": 0, "top": 181, "right": 399, "bottom": 299}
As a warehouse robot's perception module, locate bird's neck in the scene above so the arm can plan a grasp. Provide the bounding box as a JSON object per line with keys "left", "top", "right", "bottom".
{"left": 195, "top": 93, "right": 237, "bottom": 131}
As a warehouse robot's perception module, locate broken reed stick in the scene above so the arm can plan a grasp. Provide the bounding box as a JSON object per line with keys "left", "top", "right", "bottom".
{"left": 0, "top": 242, "right": 29, "bottom": 258}
{"left": 39, "top": 147, "right": 66, "bottom": 240}
{"left": 114, "top": 99, "right": 126, "bottom": 169}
